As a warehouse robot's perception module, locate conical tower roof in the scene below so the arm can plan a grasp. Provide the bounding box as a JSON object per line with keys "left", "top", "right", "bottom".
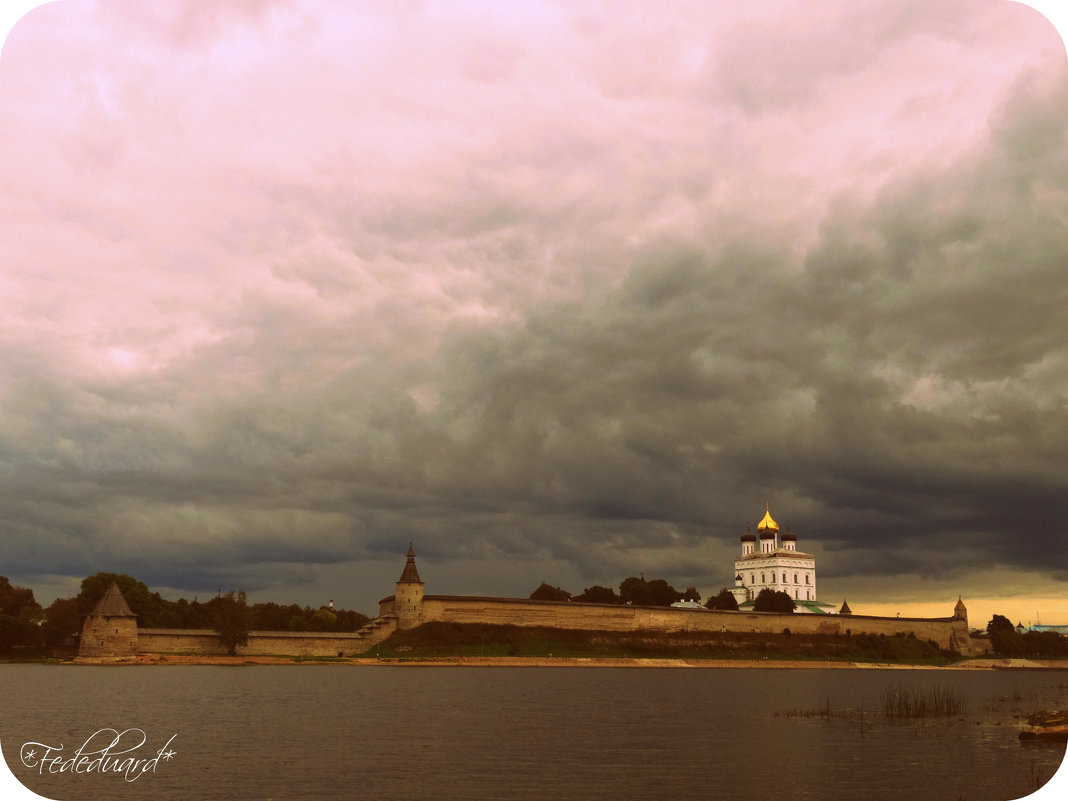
{"left": 397, "top": 544, "right": 423, "bottom": 584}
{"left": 839, "top": 598, "right": 852, "bottom": 615}
{"left": 90, "top": 581, "right": 136, "bottom": 617}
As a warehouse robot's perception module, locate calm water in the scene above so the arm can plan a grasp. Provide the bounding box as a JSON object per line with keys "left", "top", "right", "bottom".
{"left": 0, "top": 664, "right": 1064, "bottom": 801}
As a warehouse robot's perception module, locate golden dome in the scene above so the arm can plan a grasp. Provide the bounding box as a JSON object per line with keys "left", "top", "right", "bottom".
{"left": 756, "top": 504, "right": 779, "bottom": 533}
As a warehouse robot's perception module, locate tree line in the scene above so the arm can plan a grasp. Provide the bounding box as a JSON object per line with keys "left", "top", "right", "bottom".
{"left": 986, "top": 614, "right": 1068, "bottom": 659}
{"left": 0, "top": 573, "right": 370, "bottom": 654}
{"left": 529, "top": 578, "right": 796, "bottom": 613}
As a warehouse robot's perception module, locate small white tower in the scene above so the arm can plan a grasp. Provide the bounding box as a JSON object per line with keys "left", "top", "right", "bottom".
{"left": 740, "top": 524, "right": 756, "bottom": 555}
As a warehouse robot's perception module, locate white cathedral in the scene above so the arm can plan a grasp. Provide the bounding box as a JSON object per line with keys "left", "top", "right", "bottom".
{"left": 728, "top": 505, "right": 837, "bottom": 614}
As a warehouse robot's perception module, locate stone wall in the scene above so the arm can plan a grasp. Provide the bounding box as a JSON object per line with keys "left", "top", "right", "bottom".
{"left": 403, "top": 595, "right": 987, "bottom": 656}
{"left": 137, "top": 628, "right": 382, "bottom": 658}
{"left": 79, "top": 614, "right": 138, "bottom": 657}
{"left": 121, "top": 595, "right": 987, "bottom": 658}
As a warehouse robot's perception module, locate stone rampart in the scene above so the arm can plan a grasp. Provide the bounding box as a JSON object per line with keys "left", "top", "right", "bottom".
{"left": 137, "top": 628, "right": 376, "bottom": 658}
{"left": 126, "top": 599, "right": 986, "bottom": 658}
{"left": 405, "top": 595, "right": 986, "bottom": 656}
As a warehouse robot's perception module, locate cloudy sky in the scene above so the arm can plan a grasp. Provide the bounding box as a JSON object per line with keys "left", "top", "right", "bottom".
{"left": 1, "top": 0, "right": 1066, "bottom": 626}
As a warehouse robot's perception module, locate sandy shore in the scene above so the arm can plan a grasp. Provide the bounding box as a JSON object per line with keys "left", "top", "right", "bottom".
{"left": 70, "top": 654, "right": 1068, "bottom": 669}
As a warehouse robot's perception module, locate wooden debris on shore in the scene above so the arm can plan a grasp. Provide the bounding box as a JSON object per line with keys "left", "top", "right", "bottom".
{"left": 1019, "top": 710, "right": 1068, "bottom": 742}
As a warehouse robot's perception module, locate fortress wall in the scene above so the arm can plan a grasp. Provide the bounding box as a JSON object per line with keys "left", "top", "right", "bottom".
{"left": 416, "top": 596, "right": 986, "bottom": 655}
{"left": 137, "top": 629, "right": 373, "bottom": 658}
{"left": 79, "top": 615, "right": 138, "bottom": 657}
{"left": 128, "top": 600, "right": 986, "bottom": 658}
{"left": 137, "top": 629, "right": 226, "bottom": 655}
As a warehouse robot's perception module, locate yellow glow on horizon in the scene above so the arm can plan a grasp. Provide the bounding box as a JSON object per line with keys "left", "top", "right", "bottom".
{"left": 847, "top": 597, "right": 1068, "bottom": 629}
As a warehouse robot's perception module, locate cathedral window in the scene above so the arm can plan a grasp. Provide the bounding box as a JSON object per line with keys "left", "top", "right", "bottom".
{"left": 805, "top": 574, "right": 810, "bottom": 584}
{"left": 794, "top": 573, "right": 798, "bottom": 584}
{"left": 782, "top": 573, "right": 787, "bottom": 583}
{"left": 761, "top": 573, "right": 765, "bottom": 584}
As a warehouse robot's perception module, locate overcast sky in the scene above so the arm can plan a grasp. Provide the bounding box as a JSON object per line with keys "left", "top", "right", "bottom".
{"left": 1, "top": 0, "right": 1066, "bottom": 625}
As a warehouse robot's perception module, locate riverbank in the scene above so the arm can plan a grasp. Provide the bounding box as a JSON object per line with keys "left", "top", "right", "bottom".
{"left": 66, "top": 654, "right": 1068, "bottom": 669}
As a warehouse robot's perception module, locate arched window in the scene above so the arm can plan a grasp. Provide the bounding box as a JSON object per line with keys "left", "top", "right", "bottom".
{"left": 794, "top": 573, "right": 798, "bottom": 584}
{"left": 782, "top": 573, "right": 787, "bottom": 583}
{"left": 805, "top": 574, "right": 810, "bottom": 584}
{"left": 795, "top": 590, "right": 799, "bottom": 599}
{"left": 750, "top": 574, "right": 755, "bottom": 585}
{"left": 761, "top": 573, "right": 765, "bottom": 584}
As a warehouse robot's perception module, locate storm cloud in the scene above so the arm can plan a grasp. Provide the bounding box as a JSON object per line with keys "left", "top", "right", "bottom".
{"left": 0, "top": 0, "right": 1065, "bottom": 617}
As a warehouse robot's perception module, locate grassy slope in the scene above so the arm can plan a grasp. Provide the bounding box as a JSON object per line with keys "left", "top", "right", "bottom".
{"left": 369, "top": 621, "right": 959, "bottom": 664}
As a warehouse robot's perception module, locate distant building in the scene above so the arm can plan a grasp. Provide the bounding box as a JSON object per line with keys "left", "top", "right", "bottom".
{"left": 728, "top": 505, "right": 835, "bottom": 613}
{"left": 1028, "top": 624, "right": 1068, "bottom": 635}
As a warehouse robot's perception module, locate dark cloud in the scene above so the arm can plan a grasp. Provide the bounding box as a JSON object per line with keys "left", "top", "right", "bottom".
{"left": 1, "top": 1, "right": 1065, "bottom": 617}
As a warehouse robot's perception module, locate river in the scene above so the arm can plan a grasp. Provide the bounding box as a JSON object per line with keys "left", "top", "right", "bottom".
{"left": 0, "top": 664, "right": 1064, "bottom": 801}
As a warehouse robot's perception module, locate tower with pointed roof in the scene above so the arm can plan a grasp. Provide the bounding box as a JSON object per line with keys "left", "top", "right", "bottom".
{"left": 953, "top": 596, "right": 967, "bottom": 624}
{"left": 394, "top": 544, "right": 425, "bottom": 630}
{"left": 78, "top": 581, "right": 138, "bottom": 657}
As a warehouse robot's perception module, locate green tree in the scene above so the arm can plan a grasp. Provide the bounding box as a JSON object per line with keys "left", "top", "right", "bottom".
{"left": 647, "top": 579, "right": 683, "bottom": 606}
{"left": 705, "top": 589, "right": 739, "bottom": 611}
{"left": 76, "top": 573, "right": 170, "bottom": 624}
{"left": 1021, "top": 630, "right": 1067, "bottom": 659}
{"left": 42, "top": 597, "right": 83, "bottom": 648}
{"left": 987, "top": 614, "right": 1014, "bottom": 634}
{"left": 680, "top": 586, "right": 701, "bottom": 603}
{"left": 574, "top": 585, "right": 619, "bottom": 604}
{"left": 334, "top": 609, "right": 371, "bottom": 631}
{"left": 309, "top": 607, "right": 338, "bottom": 631}
{"left": 987, "top": 614, "right": 1022, "bottom": 656}
{"left": 529, "top": 583, "right": 571, "bottom": 602}
{"left": 0, "top": 614, "right": 42, "bottom": 653}
{"left": 753, "top": 588, "right": 795, "bottom": 613}
{"left": 619, "top": 576, "right": 682, "bottom": 607}
{"left": 251, "top": 602, "right": 300, "bottom": 630}
{"left": 210, "top": 590, "right": 252, "bottom": 656}
{"left": 0, "top": 576, "right": 37, "bottom": 618}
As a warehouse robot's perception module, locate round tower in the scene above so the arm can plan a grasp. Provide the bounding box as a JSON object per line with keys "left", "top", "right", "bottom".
{"left": 394, "top": 544, "right": 425, "bottom": 630}
{"left": 78, "top": 581, "right": 138, "bottom": 657}
{"left": 740, "top": 524, "right": 756, "bottom": 555}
